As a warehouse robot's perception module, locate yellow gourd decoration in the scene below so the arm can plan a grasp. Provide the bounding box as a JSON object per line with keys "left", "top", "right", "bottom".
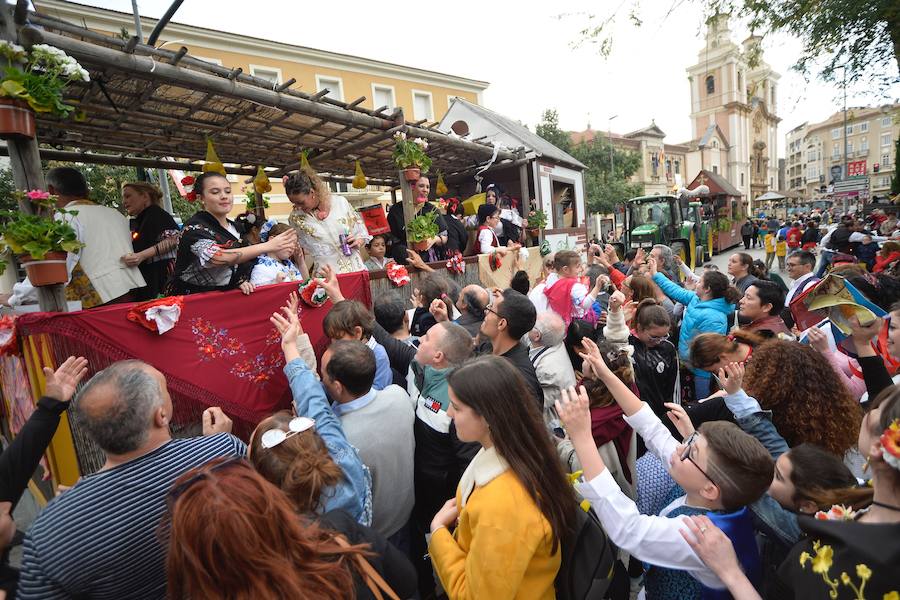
{"left": 202, "top": 138, "right": 227, "bottom": 176}
{"left": 352, "top": 160, "right": 367, "bottom": 189}
{"left": 435, "top": 171, "right": 448, "bottom": 196}
{"left": 253, "top": 166, "right": 272, "bottom": 195}
{"left": 299, "top": 150, "right": 311, "bottom": 171}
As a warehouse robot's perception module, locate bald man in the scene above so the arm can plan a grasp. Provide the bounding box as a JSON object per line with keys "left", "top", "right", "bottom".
{"left": 455, "top": 284, "right": 489, "bottom": 339}
{"left": 18, "top": 361, "right": 245, "bottom": 600}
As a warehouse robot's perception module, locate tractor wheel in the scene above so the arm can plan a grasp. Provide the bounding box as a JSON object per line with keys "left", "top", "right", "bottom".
{"left": 671, "top": 239, "right": 692, "bottom": 276}
{"left": 695, "top": 245, "right": 706, "bottom": 265}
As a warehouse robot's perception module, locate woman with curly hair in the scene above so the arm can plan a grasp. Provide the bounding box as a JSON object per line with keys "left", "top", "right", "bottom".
{"left": 743, "top": 339, "right": 861, "bottom": 456}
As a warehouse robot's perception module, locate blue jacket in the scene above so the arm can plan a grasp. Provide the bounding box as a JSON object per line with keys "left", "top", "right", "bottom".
{"left": 652, "top": 273, "right": 734, "bottom": 364}
{"left": 285, "top": 358, "right": 373, "bottom": 526}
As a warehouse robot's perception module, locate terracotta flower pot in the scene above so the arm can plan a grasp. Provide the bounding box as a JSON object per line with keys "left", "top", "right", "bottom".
{"left": 0, "top": 98, "right": 36, "bottom": 139}
{"left": 403, "top": 167, "right": 421, "bottom": 183}
{"left": 19, "top": 251, "right": 68, "bottom": 286}
{"left": 411, "top": 239, "right": 431, "bottom": 252}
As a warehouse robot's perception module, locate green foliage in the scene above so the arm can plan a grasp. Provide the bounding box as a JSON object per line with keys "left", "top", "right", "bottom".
{"left": 571, "top": 136, "right": 644, "bottom": 215}
{"left": 0, "top": 42, "right": 90, "bottom": 118}
{"left": 244, "top": 190, "right": 270, "bottom": 211}
{"left": 527, "top": 209, "right": 548, "bottom": 229}
{"left": 392, "top": 132, "right": 432, "bottom": 173}
{"left": 535, "top": 109, "right": 572, "bottom": 154}
{"left": 534, "top": 108, "right": 644, "bottom": 215}
{"left": 893, "top": 137, "right": 900, "bottom": 196}
{"left": 571, "top": 1, "right": 899, "bottom": 92}
{"left": 0, "top": 192, "right": 84, "bottom": 274}
{"left": 407, "top": 209, "right": 440, "bottom": 242}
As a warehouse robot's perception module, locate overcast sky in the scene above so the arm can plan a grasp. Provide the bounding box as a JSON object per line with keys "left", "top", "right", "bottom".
{"left": 61, "top": 0, "right": 900, "bottom": 156}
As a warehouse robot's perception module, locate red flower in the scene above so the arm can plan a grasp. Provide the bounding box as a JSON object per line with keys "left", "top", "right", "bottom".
{"left": 186, "top": 191, "right": 197, "bottom": 202}
{"left": 181, "top": 175, "right": 195, "bottom": 186}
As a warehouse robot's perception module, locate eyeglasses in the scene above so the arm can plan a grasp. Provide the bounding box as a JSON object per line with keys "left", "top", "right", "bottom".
{"left": 167, "top": 456, "right": 245, "bottom": 504}
{"left": 484, "top": 306, "right": 503, "bottom": 320}
{"left": 260, "top": 416, "right": 316, "bottom": 449}
{"left": 647, "top": 333, "right": 668, "bottom": 342}
{"left": 680, "top": 432, "right": 717, "bottom": 487}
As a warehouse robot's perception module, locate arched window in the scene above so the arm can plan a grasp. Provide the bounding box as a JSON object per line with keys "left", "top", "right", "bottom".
{"left": 706, "top": 75, "right": 715, "bottom": 95}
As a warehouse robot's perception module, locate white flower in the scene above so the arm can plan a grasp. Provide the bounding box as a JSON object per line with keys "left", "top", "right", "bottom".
{"left": 413, "top": 137, "right": 427, "bottom": 149}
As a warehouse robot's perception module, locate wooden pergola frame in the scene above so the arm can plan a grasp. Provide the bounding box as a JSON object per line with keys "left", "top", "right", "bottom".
{"left": 0, "top": 2, "right": 524, "bottom": 310}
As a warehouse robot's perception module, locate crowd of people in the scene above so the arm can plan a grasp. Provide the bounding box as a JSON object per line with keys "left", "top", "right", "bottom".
{"left": 4, "top": 166, "right": 900, "bottom": 599}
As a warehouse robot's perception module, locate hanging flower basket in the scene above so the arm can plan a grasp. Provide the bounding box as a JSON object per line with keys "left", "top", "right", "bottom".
{"left": 0, "top": 98, "right": 35, "bottom": 138}
{"left": 19, "top": 251, "right": 68, "bottom": 286}
{"left": 403, "top": 167, "right": 421, "bottom": 182}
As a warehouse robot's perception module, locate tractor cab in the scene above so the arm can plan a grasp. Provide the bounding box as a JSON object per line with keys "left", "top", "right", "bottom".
{"left": 620, "top": 193, "right": 711, "bottom": 270}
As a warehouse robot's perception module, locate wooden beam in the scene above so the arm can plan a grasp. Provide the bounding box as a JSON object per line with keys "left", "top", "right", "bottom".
{"left": 276, "top": 78, "right": 296, "bottom": 92}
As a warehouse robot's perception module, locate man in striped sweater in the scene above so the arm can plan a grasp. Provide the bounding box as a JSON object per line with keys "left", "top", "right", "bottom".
{"left": 17, "top": 361, "right": 246, "bottom": 599}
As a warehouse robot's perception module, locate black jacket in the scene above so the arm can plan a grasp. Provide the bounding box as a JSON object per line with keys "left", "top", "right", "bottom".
{"left": 317, "top": 510, "right": 417, "bottom": 600}
{"left": 0, "top": 396, "right": 68, "bottom": 599}
{"left": 491, "top": 342, "right": 544, "bottom": 411}
{"left": 445, "top": 216, "right": 469, "bottom": 255}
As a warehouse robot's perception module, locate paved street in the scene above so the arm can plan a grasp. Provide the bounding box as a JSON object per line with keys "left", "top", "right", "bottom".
{"left": 700, "top": 243, "right": 795, "bottom": 285}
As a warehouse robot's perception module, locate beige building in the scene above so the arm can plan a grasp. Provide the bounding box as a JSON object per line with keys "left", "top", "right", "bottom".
{"left": 785, "top": 122, "right": 808, "bottom": 195}
{"left": 683, "top": 14, "right": 781, "bottom": 206}
{"left": 571, "top": 122, "right": 690, "bottom": 196}
{"left": 796, "top": 104, "right": 900, "bottom": 200}
{"left": 35, "top": 0, "right": 489, "bottom": 219}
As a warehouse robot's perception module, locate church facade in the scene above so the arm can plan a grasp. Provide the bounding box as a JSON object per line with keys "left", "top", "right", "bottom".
{"left": 683, "top": 14, "right": 781, "bottom": 208}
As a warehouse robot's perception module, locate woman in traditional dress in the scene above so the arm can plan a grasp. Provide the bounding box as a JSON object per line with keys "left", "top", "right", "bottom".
{"left": 170, "top": 172, "right": 296, "bottom": 295}
{"left": 285, "top": 169, "right": 371, "bottom": 274}
{"left": 120, "top": 182, "right": 180, "bottom": 300}
{"left": 387, "top": 176, "right": 448, "bottom": 264}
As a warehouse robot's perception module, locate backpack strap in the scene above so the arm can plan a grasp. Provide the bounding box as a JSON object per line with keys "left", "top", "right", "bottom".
{"left": 334, "top": 535, "right": 401, "bottom": 600}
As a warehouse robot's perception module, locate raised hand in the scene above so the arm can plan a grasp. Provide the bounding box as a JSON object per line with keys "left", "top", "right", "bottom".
{"left": 43, "top": 356, "right": 89, "bottom": 403}
{"left": 271, "top": 303, "right": 300, "bottom": 347}
{"left": 608, "top": 290, "right": 626, "bottom": 312}
{"left": 604, "top": 244, "right": 618, "bottom": 264}
{"left": 429, "top": 298, "right": 449, "bottom": 322}
{"left": 717, "top": 362, "right": 744, "bottom": 395}
{"left": 647, "top": 256, "right": 658, "bottom": 277}
{"left": 555, "top": 386, "right": 592, "bottom": 440}
{"left": 664, "top": 402, "right": 695, "bottom": 440}
{"left": 577, "top": 337, "right": 611, "bottom": 380}
{"left": 317, "top": 265, "right": 344, "bottom": 302}
{"left": 267, "top": 228, "right": 297, "bottom": 255}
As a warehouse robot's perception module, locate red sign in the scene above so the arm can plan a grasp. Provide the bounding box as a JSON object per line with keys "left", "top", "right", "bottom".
{"left": 847, "top": 160, "right": 867, "bottom": 177}
{"left": 359, "top": 204, "right": 390, "bottom": 235}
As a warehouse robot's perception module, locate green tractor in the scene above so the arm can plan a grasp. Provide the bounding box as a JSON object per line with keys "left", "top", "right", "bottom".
{"left": 617, "top": 187, "right": 712, "bottom": 271}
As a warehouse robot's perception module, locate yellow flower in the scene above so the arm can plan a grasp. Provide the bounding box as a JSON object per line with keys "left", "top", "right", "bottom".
{"left": 856, "top": 564, "right": 872, "bottom": 581}
{"left": 812, "top": 544, "right": 834, "bottom": 574}
{"left": 841, "top": 572, "right": 850, "bottom": 585}
{"left": 799, "top": 551, "right": 811, "bottom": 567}
{"left": 884, "top": 592, "right": 899, "bottom": 600}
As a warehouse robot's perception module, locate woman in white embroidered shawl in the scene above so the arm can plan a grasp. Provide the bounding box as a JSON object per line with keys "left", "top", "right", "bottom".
{"left": 427, "top": 355, "right": 579, "bottom": 599}
{"left": 285, "top": 168, "right": 371, "bottom": 274}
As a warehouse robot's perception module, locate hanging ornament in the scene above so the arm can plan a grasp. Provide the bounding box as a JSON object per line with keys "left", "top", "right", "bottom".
{"left": 540, "top": 240, "right": 552, "bottom": 256}
{"left": 299, "top": 150, "right": 311, "bottom": 171}
{"left": 446, "top": 253, "right": 465, "bottom": 274}
{"left": 386, "top": 262, "right": 411, "bottom": 287}
{"left": 126, "top": 297, "right": 185, "bottom": 335}
{"left": 435, "top": 171, "right": 448, "bottom": 196}
{"left": 202, "top": 138, "right": 227, "bottom": 176}
{"left": 489, "top": 250, "right": 503, "bottom": 271}
{"left": 352, "top": 160, "right": 368, "bottom": 189}
{"left": 253, "top": 166, "right": 272, "bottom": 195}
{"left": 297, "top": 278, "right": 328, "bottom": 307}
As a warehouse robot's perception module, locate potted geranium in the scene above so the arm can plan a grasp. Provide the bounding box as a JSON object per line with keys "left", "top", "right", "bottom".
{"left": 0, "top": 41, "right": 90, "bottom": 138}
{"left": 527, "top": 209, "right": 547, "bottom": 237}
{"left": 406, "top": 209, "right": 439, "bottom": 252}
{"left": 0, "top": 190, "right": 83, "bottom": 285}
{"left": 392, "top": 131, "right": 432, "bottom": 182}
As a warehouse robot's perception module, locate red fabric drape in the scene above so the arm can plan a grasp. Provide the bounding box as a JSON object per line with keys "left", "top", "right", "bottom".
{"left": 17, "top": 273, "right": 372, "bottom": 436}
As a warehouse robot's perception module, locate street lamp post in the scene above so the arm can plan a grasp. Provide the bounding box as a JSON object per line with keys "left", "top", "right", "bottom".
{"left": 841, "top": 65, "right": 849, "bottom": 216}
{"left": 608, "top": 114, "right": 618, "bottom": 235}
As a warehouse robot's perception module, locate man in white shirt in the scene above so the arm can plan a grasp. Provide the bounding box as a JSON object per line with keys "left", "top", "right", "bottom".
{"left": 5, "top": 167, "right": 144, "bottom": 309}
{"left": 322, "top": 340, "right": 415, "bottom": 546}
{"left": 784, "top": 250, "right": 820, "bottom": 307}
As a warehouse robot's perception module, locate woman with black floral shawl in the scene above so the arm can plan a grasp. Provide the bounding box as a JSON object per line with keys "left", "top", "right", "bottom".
{"left": 170, "top": 173, "right": 296, "bottom": 295}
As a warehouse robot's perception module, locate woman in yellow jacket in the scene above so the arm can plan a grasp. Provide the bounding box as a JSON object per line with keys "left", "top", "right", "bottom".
{"left": 428, "top": 355, "right": 579, "bottom": 599}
